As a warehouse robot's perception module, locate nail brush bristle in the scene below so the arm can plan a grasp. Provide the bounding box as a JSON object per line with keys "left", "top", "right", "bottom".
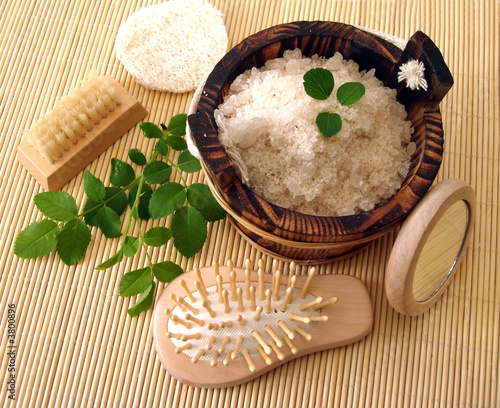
{"left": 17, "top": 74, "right": 147, "bottom": 190}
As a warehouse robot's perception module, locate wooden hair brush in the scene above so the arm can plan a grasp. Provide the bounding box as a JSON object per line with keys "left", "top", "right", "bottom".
{"left": 152, "top": 260, "right": 373, "bottom": 388}
{"left": 17, "top": 73, "right": 147, "bottom": 191}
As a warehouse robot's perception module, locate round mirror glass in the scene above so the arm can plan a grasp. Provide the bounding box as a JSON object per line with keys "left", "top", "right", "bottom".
{"left": 413, "top": 200, "right": 471, "bottom": 302}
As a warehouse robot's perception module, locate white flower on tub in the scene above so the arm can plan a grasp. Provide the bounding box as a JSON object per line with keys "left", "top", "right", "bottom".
{"left": 398, "top": 59, "right": 428, "bottom": 91}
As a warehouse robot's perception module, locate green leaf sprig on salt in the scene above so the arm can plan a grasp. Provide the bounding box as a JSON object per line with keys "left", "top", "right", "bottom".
{"left": 303, "top": 67, "right": 365, "bottom": 138}
{"left": 14, "top": 113, "right": 226, "bottom": 317}
{"left": 302, "top": 68, "right": 335, "bottom": 100}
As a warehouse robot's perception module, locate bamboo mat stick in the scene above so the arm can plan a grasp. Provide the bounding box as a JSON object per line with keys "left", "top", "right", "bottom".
{"left": 398, "top": 318, "right": 413, "bottom": 407}
{"left": 361, "top": 243, "right": 384, "bottom": 407}
{"left": 449, "top": 271, "right": 463, "bottom": 405}
{"left": 409, "top": 312, "right": 424, "bottom": 408}
{"left": 313, "top": 352, "right": 328, "bottom": 408}
{"left": 439, "top": 287, "right": 452, "bottom": 407}
{"left": 342, "top": 251, "right": 367, "bottom": 407}
{"left": 440, "top": 285, "right": 454, "bottom": 406}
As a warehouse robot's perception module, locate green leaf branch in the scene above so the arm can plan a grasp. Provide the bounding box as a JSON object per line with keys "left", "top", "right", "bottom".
{"left": 303, "top": 67, "right": 366, "bottom": 138}
{"left": 14, "top": 114, "right": 226, "bottom": 317}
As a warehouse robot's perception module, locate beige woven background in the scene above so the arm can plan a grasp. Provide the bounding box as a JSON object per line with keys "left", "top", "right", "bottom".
{"left": 0, "top": 0, "right": 498, "bottom": 407}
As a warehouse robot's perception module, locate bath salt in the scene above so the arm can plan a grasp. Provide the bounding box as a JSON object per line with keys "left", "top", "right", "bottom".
{"left": 215, "top": 49, "right": 415, "bottom": 216}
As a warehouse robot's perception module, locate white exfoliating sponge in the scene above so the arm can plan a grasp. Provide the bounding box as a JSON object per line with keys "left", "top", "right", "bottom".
{"left": 115, "top": 0, "right": 228, "bottom": 93}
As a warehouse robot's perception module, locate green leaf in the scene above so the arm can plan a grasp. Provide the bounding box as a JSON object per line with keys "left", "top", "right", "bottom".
{"left": 166, "top": 113, "right": 187, "bottom": 136}
{"left": 105, "top": 187, "right": 128, "bottom": 216}
{"left": 155, "top": 140, "right": 169, "bottom": 157}
{"left": 56, "top": 219, "right": 92, "bottom": 265}
{"left": 177, "top": 150, "right": 201, "bottom": 173}
{"left": 33, "top": 192, "right": 77, "bottom": 222}
{"left": 119, "top": 266, "right": 153, "bottom": 297}
{"left": 140, "top": 122, "right": 164, "bottom": 139}
{"left": 127, "top": 281, "right": 156, "bottom": 317}
{"left": 152, "top": 261, "right": 183, "bottom": 283}
{"left": 83, "top": 171, "right": 106, "bottom": 202}
{"left": 14, "top": 220, "right": 60, "bottom": 259}
{"left": 128, "top": 183, "right": 153, "bottom": 220}
{"left": 187, "top": 183, "right": 226, "bottom": 222}
{"left": 337, "top": 82, "right": 366, "bottom": 105}
{"left": 316, "top": 112, "right": 342, "bottom": 138}
{"left": 83, "top": 187, "right": 127, "bottom": 226}
{"left": 143, "top": 161, "right": 172, "bottom": 184}
{"left": 149, "top": 182, "right": 187, "bottom": 219}
{"left": 110, "top": 158, "right": 135, "bottom": 187}
{"left": 143, "top": 226, "right": 172, "bottom": 247}
{"left": 170, "top": 206, "right": 207, "bottom": 258}
{"left": 95, "top": 250, "right": 124, "bottom": 270}
{"left": 128, "top": 148, "right": 147, "bottom": 166}
{"left": 164, "top": 136, "right": 187, "bottom": 151}
{"left": 303, "top": 68, "right": 334, "bottom": 100}
{"left": 123, "top": 236, "right": 139, "bottom": 257}
{"left": 96, "top": 206, "right": 122, "bottom": 238}
{"left": 83, "top": 199, "right": 102, "bottom": 226}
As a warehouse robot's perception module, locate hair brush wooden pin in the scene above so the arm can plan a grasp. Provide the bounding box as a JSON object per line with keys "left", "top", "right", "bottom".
{"left": 152, "top": 260, "right": 373, "bottom": 388}
{"left": 17, "top": 73, "right": 147, "bottom": 191}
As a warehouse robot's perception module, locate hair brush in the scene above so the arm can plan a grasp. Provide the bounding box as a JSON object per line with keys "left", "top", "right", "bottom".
{"left": 152, "top": 260, "right": 373, "bottom": 388}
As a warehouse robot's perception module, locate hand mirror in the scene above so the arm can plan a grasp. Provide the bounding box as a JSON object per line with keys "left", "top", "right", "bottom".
{"left": 386, "top": 179, "right": 476, "bottom": 316}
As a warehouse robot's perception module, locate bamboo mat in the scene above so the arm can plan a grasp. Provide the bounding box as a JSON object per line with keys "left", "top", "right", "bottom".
{"left": 0, "top": 0, "right": 498, "bottom": 407}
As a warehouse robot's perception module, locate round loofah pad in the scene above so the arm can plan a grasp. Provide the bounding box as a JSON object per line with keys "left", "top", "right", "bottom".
{"left": 115, "top": 0, "right": 228, "bottom": 93}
